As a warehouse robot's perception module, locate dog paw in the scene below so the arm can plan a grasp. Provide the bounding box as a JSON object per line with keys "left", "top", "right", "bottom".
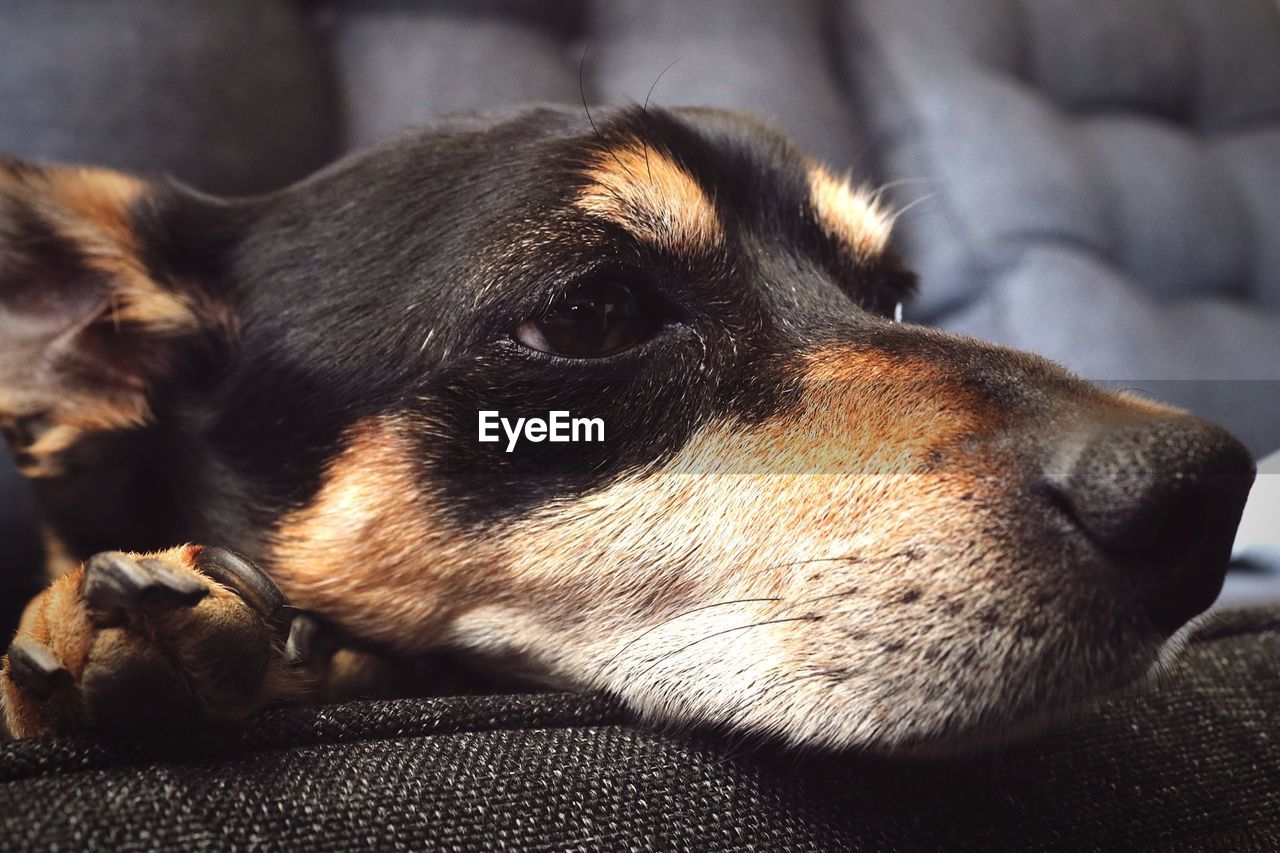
{"left": 1, "top": 546, "right": 321, "bottom": 739}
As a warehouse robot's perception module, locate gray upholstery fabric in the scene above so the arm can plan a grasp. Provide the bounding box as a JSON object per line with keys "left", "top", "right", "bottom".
{"left": 322, "top": 0, "right": 862, "bottom": 169}
{"left": 589, "top": 0, "right": 862, "bottom": 170}
{"left": 842, "top": 0, "right": 1280, "bottom": 454}
{"left": 0, "top": 0, "right": 340, "bottom": 196}
{"left": 322, "top": 1, "right": 587, "bottom": 149}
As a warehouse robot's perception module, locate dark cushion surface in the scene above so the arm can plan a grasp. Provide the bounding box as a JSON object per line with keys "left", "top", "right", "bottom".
{"left": 2, "top": 608, "right": 1278, "bottom": 851}
{"left": 0, "top": 453, "right": 40, "bottom": 635}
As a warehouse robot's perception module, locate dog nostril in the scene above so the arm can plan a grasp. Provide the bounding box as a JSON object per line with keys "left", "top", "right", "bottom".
{"left": 1047, "top": 417, "right": 1255, "bottom": 633}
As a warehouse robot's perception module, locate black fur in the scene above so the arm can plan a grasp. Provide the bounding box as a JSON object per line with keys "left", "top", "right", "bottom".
{"left": 26, "top": 105, "right": 918, "bottom": 560}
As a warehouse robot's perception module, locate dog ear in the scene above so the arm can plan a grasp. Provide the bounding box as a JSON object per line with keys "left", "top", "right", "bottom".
{"left": 0, "top": 155, "right": 235, "bottom": 475}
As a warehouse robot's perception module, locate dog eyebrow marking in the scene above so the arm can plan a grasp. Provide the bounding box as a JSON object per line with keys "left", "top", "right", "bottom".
{"left": 807, "top": 164, "right": 895, "bottom": 262}
{"left": 576, "top": 142, "right": 722, "bottom": 251}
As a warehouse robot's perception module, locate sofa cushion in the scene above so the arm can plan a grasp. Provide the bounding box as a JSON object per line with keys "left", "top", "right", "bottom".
{"left": 0, "top": 0, "right": 340, "bottom": 196}
{"left": 843, "top": 0, "right": 1280, "bottom": 454}
{"left": 322, "top": 0, "right": 587, "bottom": 149}
{"left": 323, "top": 0, "right": 863, "bottom": 170}
{"left": 589, "top": 0, "right": 862, "bottom": 170}
{"left": 2, "top": 608, "right": 1278, "bottom": 851}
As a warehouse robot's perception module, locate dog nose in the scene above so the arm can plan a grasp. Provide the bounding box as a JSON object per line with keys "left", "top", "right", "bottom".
{"left": 1047, "top": 416, "right": 1255, "bottom": 632}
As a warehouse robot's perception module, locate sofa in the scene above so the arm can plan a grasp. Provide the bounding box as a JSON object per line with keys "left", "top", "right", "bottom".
{"left": 3, "top": 609, "right": 1278, "bottom": 850}
{"left": 1, "top": 1, "right": 1278, "bottom": 848}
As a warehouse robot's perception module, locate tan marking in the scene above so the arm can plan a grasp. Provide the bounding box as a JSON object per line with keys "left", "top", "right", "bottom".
{"left": 576, "top": 143, "right": 722, "bottom": 251}
{"left": 807, "top": 163, "right": 895, "bottom": 261}
{"left": 268, "top": 416, "right": 499, "bottom": 652}
{"left": 1, "top": 164, "right": 210, "bottom": 473}
{"left": 2, "top": 166, "right": 198, "bottom": 333}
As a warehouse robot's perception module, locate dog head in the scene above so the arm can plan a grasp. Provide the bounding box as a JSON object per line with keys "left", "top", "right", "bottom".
{"left": 0, "top": 106, "right": 1255, "bottom": 753}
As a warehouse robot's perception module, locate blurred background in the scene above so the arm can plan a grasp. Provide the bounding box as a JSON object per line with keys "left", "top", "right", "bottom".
{"left": 1, "top": 0, "right": 1278, "bottom": 627}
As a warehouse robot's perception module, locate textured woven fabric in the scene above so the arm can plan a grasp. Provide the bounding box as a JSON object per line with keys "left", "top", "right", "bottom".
{"left": 2, "top": 609, "right": 1277, "bottom": 851}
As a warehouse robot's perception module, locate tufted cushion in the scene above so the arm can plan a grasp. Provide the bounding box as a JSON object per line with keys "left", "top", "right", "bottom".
{"left": 321, "top": 1, "right": 588, "bottom": 149}
{"left": 321, "top": 0, "right": 862, "bottom": 169}
{"left": 0, "top": 0, "right": 340, "bottom": 196}
{"left": 843, "top": 0, "right": 1280, "bottom": 454}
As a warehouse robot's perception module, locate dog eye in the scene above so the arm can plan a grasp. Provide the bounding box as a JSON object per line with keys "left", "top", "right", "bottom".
{"left": 515, "top": 279, "right": 657, "bottom": 358}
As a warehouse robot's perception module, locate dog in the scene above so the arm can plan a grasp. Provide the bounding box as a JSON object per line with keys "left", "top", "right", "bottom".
{"left": 0, "top": 106, "right": 1256, "bottom": 753}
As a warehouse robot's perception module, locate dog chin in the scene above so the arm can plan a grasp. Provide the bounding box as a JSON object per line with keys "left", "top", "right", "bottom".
{"left": 687, "top": 627, "right": 1189, "bottom": 758}
{"left": 454, "top": 596, "right": 1211, "bottom": 758}
{"left": 853, "top": 624, "right": 1205, "bottom": 759}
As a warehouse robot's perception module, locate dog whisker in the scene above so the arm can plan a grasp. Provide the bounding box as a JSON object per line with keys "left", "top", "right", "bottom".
{"left": 598, "top": 596, "right": 783, "bottom": 676}
{"left": 578, "top": 46, "right": 601, "bottom": 140}
{"left": 868, "top": 175, "right": 934, "bottom": 205}
{"left": 629, "top": 615, "right": 821, "bottom": 685}
{"left": 578, "top": 46, "right": 635, "bottom": 181}
{"left": 886, "top": 191, "right": 938, "bottom": 223}
{"left": 599, "top": 555, "right": 865, "bottom": 682}
{"left": 790, "top": 585, "right": 864, "bottom": 607}
{"left": 640, "top": 58, "right": 679, "bottom": 184}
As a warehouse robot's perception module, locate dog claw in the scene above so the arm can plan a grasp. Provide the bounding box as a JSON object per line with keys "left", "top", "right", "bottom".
{"left": 83, "top": 552, "right": 153, "bottom": 618}
{"left": 83, "top": 552, "right": 208, "bottom": 621}
{"left": 137, "top": 558, "right": 210, "bottom": 605}
{"left": 284, "top": 613, "right": 322, "bottom": 665}
{"left": 195, "top": 547, "right": 290, "bottom": 635}
{"left": 6, "top": 639, "right": 71, "bottom": 698}
{"left": 4, "top": 545, "right": 305, "bottom": 738}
